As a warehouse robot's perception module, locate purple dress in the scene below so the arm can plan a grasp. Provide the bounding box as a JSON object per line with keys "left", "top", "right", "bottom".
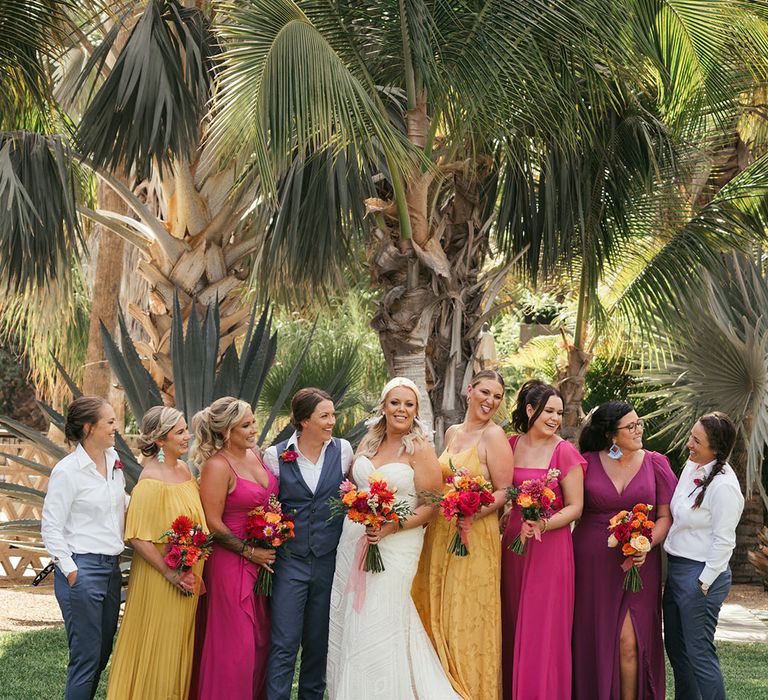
{"left": 501, "top": 437, "right": 586, "bottom": 700}
{"left": 572, "top": 451, "right": 677, "bottom": 700}
{"left": 195, "top": 454, "right": 278, "bottom": 700}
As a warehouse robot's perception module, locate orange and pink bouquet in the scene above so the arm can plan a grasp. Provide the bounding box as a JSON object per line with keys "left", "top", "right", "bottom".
{"left": 328, "top": 471, "right": 411, "bottom": 573}
{"left": 505, "top": 468, "right": 561, "bottom": 554}
{"left": 245, "top": 495, "right": 295, "bottom": 596}
{"left": 608, "top": 503, "right": 654, "bottom": 592}
{"left": 432, "top": 462, "right": 495, "bottom": 556}
{"left": 162, "top": 515, "right": 213, "bottom": 596}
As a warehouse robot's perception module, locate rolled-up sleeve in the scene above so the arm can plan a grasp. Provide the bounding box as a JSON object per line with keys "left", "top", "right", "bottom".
{"left": 41, "top": 467, "right": 77, "bottom": 575}
{"left": 700, "top": 482, "right": 744, "bottom": 585}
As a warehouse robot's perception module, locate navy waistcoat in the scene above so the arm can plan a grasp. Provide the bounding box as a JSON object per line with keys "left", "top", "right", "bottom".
{"left": 275, "top": 437, "right": 345, "bottom": 558}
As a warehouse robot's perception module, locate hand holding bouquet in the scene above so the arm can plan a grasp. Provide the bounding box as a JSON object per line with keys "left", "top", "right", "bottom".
{"left": 429, "top": 461, "right": 495, "bottom": 556}
{"left": 245, "top": 495, "right": 295, "bottom": 596}
{"left": 329, "top": 471, "right": 411, "bottom": 573}
{"left": 505, "top": 468, "right": 561, "bottom": 554}
{"left": 162, "top": 515, "right": 213, "bottom": 596}
{"left": 608, "top": 503, "right": 654, "bottom": 592}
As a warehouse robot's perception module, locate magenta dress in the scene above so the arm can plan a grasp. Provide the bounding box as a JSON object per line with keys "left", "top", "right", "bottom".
{"left": 195, "top": 455, "right": 278, "bottom": 700}
{"left": 572, "top": 450, "right": 677, "bottom": 700}
{"left": 501, "top": 436, "right": 586, "bottom": 700}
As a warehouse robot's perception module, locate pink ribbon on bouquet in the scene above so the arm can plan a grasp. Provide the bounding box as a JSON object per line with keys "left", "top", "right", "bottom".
{"left": 346, "top": 535, "right": 369, "bottom": 613}
{"left": 457, "top": 517, "right": 471, "bottom": 548}
{"left": 532, "top": 524, "right": 542, "bottom": 543}
{"left": 621, "top": 557, "right": 634, "bottom": 572}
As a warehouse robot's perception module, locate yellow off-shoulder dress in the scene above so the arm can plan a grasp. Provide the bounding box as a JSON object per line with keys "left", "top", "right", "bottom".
{"left": 412, "top": 442, "right": 502, "bottom": 700}
{"left": 106, "top": 477, "right": 207, "bottom": 700}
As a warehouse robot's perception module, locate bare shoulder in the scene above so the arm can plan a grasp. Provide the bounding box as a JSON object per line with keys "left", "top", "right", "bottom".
{"left": 410, "top": 438, "right": 439, "bottom": 468}
{"left": 482, "top": 422, "right": 509, "bottom": 444}
{"left": 201, "top": 453, "right": 230, "bottom": 478}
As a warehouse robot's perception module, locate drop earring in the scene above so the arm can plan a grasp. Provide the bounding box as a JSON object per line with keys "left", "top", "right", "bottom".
{"left": 157, "top": 447, "right": 165, "bottom": 464}
{"left": 607, "top": 441, "right": 623, "bottom": 459}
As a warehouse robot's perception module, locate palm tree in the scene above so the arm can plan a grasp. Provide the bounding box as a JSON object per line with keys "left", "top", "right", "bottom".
{"left": 4, "top": 0, "right": 768, "bottom": 441}
{"left": 643, "top": 253, "right": 768, "bottom": 582}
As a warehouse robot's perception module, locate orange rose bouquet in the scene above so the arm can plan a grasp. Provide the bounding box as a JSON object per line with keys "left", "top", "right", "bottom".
{"left": 607, "top": 503, "right": 654, "bottom": 592}
{"left": 428, "top": 461, "right": 495, "bottom": 556}
{"left": 505, "top": 468, "right": 561, "bottom": 554}
{"left": 162, "top": 515, "right": 213, "bottom": 596}
{"left": 328, "top": 471, "right": 411, "bottom": 573}
{"left": 245, "top": 495, "right": 296, "bottom": 596}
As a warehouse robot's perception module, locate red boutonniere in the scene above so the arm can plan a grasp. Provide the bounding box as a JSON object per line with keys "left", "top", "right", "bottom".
{"left": 688, "top": 477, "right": 704, "bottom": 498}
{"left": 112, "top": 459, "right": 124, "bottom": 480}
{"left": 280, "top": 450, "right": 299, "bottom": 463}
{"left": 693, "top": 478, "right": 703, "bottom": 487}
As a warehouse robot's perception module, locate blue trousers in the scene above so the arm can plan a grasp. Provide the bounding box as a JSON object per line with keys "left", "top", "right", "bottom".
{"left": 266, "top": 551, "right": 337, "bottom": 700}
{"left": 54, "top": 553, "right": 122, "bottom": 700}
{"left": 663, "top": 555, "right": 731, "bottom": 700}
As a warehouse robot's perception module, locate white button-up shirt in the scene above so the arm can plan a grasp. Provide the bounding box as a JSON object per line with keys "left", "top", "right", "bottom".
{"left": 263, "top": 432, "right": 353, "bottom": 493}
{"left": 664, "top": 458, "right": 744, "bottom": 585}
{"left": 41, "top": 443, "right": 128, "bottom": 575}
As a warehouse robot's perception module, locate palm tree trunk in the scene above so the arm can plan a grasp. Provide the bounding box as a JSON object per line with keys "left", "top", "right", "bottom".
{"left": 558, "top": 343, "right": 592, "bottom": 443}
{"left": 82, "top": 180, "right": 126, "bottom": 402}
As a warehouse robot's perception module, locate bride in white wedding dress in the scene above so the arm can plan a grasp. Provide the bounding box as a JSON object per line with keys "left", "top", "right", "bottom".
{"left": 327, "top": 378, "right": 461, "bottom": 700}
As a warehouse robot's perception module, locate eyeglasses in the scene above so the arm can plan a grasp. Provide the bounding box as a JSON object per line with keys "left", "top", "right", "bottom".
{"left": 617, "top": 419, "right": 644, "bottom": 433}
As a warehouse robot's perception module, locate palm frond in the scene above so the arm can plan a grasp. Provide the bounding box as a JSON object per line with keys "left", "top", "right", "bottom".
{"left": 0, "top": 132, "right": 82, "bottom": 292}
{"left": 75, "top": 0, "right": 217, "bottom": 176}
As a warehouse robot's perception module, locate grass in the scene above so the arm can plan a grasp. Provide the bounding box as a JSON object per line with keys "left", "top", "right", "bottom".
{"left": 0, "top": 626, "right": 766, "bottom": 699}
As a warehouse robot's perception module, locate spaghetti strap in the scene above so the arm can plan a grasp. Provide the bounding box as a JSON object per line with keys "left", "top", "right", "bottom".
{"left": 217, "top": 451, "right": 241, "bottom": 480}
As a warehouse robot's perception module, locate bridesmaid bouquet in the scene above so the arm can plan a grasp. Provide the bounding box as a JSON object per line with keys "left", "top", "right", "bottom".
{"left": 505, "top": 468, "right": 561, "bottom": 554}
{"left": 162, "top": 515, "right": 213, "bottom": 596}
{"left": 328, "top": 471, "right": 411, "bottom": 573}
{"left": 245, "top": 495, "right": 296, "bottom": 596}
{"left": 607, "top": 503, "right": 654, "bottom": 592}
{"left": 429, "top": 462, "right": 495, "bottom": 556}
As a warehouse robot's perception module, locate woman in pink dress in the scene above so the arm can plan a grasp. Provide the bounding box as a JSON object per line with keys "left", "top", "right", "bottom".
{"left": 572, "top": 401, "right": 676, "bottom": 700}
{"left": 501, "top": 380, "right": 585, "bottom": 700}
{"left": 194, "top": 397, "right": 278, "bottom": 700}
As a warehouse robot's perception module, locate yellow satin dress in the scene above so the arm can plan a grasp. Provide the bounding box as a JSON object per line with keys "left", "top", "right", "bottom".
{"left": 106, "top": 478, "right": 207, "bottom": 700}
{"left": 412, "top": 441, "right": 502, "bottom": 700}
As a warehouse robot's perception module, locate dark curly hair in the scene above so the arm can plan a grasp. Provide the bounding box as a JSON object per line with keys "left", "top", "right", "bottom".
{"left": 577, "top": 401, "right": 634, "bottom": 453}
{"left": 512, "top": 380, "right": 562, "bottom": 434}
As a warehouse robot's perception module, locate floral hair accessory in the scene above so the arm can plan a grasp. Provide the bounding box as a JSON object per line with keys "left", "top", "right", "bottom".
{"left": 280, "top": 449, "right": 299, "bottom": 463}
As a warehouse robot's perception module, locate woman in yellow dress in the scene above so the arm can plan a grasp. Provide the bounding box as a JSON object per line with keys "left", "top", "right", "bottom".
{"left": 106, "top": 406, "right": 207, "bottom": 700}
{"left": 412, "top": 370, "right": 514, "bottom": 700}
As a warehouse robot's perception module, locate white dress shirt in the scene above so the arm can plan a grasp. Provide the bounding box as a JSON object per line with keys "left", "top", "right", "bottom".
{"left": 263, "top": 432, "right": 353, "bottom": 492}
{"left": 664, "top": 459, "right": 744, "bottom": 585}
{"left": 41, "top": 443, "right": 128, "bottom": 575}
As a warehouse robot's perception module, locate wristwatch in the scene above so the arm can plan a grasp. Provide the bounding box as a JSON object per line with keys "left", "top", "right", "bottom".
{"left": 698, "top": 579, "right": 710, "bottom": 595}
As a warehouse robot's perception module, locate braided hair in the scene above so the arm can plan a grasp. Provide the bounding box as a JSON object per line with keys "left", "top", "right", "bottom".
{"left": 692, "top": 412, "right": 737, "bottom": 509}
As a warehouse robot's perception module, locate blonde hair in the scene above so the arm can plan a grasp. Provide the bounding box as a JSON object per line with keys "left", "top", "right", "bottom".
{"left": 191, "top": 397, "right": 252, "bottom": 465}
{"left": 137, "top": 406, "right": 184, "bottom": 457}
{"left": 357, "top": 377, "right": 430, "bottom": 458}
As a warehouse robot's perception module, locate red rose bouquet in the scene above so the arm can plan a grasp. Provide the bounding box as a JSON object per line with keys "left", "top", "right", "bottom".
{"left": 328, "top": 471, "right": 411, "bottom": 573}
{"left": 429, "top": 461, "right": 495, "bottom": 556}
{"left": 244, "top": 495, "right": 295, "bottom": 596}
{"left": 505, "top": 468, "right": 561, "bottom": 554}
{"left": 162, "top": 515, "right": 213, "bottom": 596}
{"left": 608, "top": 503, "right": 654, "bottom": 592}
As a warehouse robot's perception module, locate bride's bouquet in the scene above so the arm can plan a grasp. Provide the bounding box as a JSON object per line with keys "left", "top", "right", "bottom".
{"left": 427, "top": 461, "right": 495, "bottom": 556}
{"left": 244, "top": 494, "right": 296, "bottom": 596}
{"left": 328, "top": 471, "right": 411, "bottom": 573}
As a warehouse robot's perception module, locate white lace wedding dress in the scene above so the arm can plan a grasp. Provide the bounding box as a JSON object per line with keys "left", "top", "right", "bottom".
{"left": 327, "top": 457, "right": 460, "bottom": 699}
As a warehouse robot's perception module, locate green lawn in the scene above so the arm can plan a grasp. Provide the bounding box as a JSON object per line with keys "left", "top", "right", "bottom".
{"left": 0, "top": 626, "right": 766, "bottom": 699}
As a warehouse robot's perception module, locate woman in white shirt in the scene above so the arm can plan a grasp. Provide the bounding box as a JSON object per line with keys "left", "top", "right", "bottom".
{"left": 663, "top": 412, "right": 744, "bottom": 700}
{"left": 41, "top": 396, "right": 127, "bottom": 700}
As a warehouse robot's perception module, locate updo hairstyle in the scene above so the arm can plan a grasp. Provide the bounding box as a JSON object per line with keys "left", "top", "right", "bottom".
{"left": 578, "top": 400, "right": 634, "bottom": 453}
{"left": 191, "top": 396, "right": 251, "bottom": 464}
{"left": 64, "top": 396, "right": 110, "bottom": 446}
{"left": 137, "top": 406, "right": 184, "bottom": 457}
{"left": 470, "top": 369, "right": 506, "bottom": 391}
{"left": 511, "top": 379, "right": 561, "bottom": 434}
{"left": 290, "top": 388, "right": 333, "bottom": 431}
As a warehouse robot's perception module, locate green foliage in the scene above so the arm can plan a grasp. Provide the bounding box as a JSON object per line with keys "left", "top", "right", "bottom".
{"left": 0, "top": 344, "right": 29, "bottom": 416}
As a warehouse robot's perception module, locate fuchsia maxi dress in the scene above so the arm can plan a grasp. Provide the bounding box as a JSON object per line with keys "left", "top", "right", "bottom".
{"left": 194, "top": 454, "right": 278, "bottom": 700}
{"left": 572, "top": 450, "right": 677, "bottom": 700}
{"left": 501, "top": 436, "right": 586, "bottom": 700}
